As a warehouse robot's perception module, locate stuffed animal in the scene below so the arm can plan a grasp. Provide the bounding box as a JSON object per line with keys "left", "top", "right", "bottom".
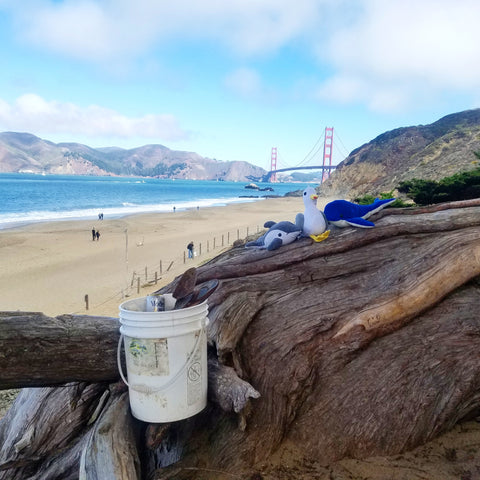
{"left": 297, "top": 187, "right": 395, "bottom": 236}
{"left": 245, "top": 220, "right": 302, "bottom": 251}
{"left": 324, "top": 198, "right": 396, "bottom": 228}
{"left": 295, "top": 186, "right": 331, "bottom": 242}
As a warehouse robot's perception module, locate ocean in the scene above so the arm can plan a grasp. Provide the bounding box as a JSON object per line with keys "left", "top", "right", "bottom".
{"left": 0, "top": 173, "right": 312, "bottom": 229}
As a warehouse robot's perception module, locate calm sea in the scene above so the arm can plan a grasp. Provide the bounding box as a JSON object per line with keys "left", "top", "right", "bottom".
{"left": 0, "top": 173, "right": 312, "bottom": 229}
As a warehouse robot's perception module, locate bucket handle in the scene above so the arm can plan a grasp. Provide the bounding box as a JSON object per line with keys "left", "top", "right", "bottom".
{"left": 117, "top": 328, "right": 205, "bottom": 395}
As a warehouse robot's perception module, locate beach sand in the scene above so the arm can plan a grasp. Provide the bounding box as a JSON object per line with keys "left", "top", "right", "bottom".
{"left": 0, "top": 195, "right": 320, "bottom": 318}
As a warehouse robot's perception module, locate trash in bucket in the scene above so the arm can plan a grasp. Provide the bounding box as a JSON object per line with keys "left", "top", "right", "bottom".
{"left": 118, "top": 296, "right": 209, "bottom": 423}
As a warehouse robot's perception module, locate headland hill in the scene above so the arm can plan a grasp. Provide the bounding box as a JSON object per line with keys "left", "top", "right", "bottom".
{"left": 1, "top": 108, "right": 480, "bottom": 191}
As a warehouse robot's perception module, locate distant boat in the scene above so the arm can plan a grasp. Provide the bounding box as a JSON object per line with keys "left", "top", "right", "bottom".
{"left": 244, "top": 183, "right": 274, "bottom": 192}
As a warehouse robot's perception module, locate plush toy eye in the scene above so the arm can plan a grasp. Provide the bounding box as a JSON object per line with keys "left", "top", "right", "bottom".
{"left": 277, "top": 232, "right": 282, "bottom": 237}
{"left": 303, "top": 191, "right": 307, "bottom": 196}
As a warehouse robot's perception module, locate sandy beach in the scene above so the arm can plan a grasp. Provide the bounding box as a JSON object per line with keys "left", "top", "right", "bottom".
{"left": 0, "top": 195, "right": 325, "bottom": 318}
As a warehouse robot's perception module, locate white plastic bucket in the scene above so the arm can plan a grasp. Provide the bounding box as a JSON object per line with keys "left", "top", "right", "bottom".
{"left": 118, "top": 296, "right": 209, "bottom": 423}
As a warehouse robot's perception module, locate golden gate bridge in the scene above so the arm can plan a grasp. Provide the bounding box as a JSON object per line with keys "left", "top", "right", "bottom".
{"left": 262, "top": 127, "right": 347, "bottom": 183}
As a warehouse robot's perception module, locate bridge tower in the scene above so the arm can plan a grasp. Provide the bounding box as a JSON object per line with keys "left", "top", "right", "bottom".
{"left": 322, "top": 127, "right": 334, "bottom": 183}
{"left": 270, "top": 147, "right": 278, "bottom": 183}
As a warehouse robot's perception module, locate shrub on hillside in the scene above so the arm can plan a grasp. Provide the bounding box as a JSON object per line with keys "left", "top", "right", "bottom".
{"left": 353, "top": 191, "right": 409, "bottom": 208}
{"left": 398, "top": 167, "right": 480, "bottom": 205}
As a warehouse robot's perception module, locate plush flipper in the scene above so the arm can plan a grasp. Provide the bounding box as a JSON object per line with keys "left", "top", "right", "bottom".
{"left": 295, "top": 213, "right": 304, "bottom": 230}
{"left": 266, "top": 237, "right": 283, "bottom": 251}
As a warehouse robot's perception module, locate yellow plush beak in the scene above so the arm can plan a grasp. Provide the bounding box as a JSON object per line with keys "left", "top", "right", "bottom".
{"left": 310, "top": 194, "right": 318, "bottom": 200}
{"left": 309, "top": 230, "right": 330, "bottom": 242}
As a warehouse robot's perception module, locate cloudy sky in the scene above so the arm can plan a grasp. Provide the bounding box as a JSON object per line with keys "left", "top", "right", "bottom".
{"left": 0, "top": 0, "right": 479, "bottom": 170}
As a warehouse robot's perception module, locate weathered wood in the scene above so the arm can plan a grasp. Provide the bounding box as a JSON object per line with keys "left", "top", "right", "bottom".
{"left": 207, "top": 354, "right": 260, "bottom": 414}
{"left": 153, "top": 201, "right": 480, "bottom": 471}
{"left": 79, "top": 387, "right": 141, "bottom": 479}
{"left": 0, "top": 383, "right": 111, "bottom": 479}
{"left": 0, "top": 201, "right": 480, "bottom": 479}
{"left": 0, "top": 314, "right": 260, "bottom": 428}
{"left": 0, "top": 312, "right": 120, "bottom": 388}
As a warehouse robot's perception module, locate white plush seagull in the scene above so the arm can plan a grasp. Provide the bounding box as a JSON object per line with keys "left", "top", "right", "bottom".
{"left": 295, "top": 186, "right": 330, "bottom": 242}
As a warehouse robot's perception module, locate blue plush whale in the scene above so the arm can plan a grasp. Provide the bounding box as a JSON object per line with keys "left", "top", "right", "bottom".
{"left": 245, "top": 220, "right": 302, "bottom": 251}
{"left": 324, "top": 198, "right": 396, "bottom": 228}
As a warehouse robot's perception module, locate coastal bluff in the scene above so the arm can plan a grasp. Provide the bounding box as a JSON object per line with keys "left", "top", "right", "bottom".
{"left": 0, "top": 199, "right": 480, "bottom": 479}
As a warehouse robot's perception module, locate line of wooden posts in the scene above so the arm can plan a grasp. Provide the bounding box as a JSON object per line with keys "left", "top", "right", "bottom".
{"left": 84, "top": 225, "right": 261, "bottom": 310}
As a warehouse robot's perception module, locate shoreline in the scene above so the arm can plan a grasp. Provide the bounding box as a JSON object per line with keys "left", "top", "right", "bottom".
{"left": 0, "top": 195, "right": 269, "bottom": 232}
{"left": 0, "top": 195, "right": 331, "bottom": 318}
{"left": 0, "top": 197, "right": 266, "bottom": 233}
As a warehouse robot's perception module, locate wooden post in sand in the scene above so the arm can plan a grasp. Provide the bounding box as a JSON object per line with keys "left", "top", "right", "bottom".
{"left": 84, "top": 294, "right": 89, "bottom": 311}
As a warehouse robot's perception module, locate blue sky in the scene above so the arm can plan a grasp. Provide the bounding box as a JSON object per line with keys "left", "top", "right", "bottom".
{"left": 0, "top": 0, "right": 479, "bottom": 171}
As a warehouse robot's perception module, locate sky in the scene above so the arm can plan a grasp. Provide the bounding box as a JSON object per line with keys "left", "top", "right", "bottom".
{"left": 0, "top": 0, "right": 479, "bottom": 172}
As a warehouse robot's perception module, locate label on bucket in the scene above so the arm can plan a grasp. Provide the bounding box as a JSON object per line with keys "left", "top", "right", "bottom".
{"left": 127, "top": 338, "right": 169, "bottom": 376}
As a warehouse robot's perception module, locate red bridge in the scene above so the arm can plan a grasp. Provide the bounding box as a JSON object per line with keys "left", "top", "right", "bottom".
{"left": 264, "top": 127, "right": 339, "bottom": 183}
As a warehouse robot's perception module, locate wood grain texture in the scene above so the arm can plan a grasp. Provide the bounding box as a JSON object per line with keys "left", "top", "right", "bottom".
{"left": 0, "top": 201, "right": 479, "bottom": 479}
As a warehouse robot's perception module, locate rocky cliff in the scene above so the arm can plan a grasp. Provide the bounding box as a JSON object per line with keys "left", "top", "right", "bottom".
{"left": 320, "top": 109, "right": 480, "bottom": 199}
{"left": 0, "top": 132, "right": 266, "bottom": 182}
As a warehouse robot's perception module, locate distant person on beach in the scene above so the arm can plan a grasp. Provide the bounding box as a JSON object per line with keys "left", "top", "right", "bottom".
{"left": 98, "top": 213, "right": 103, "bottom": 220}
{"left": 173, "top": 206, "right": 176, "bottom": 213}
{"left": 96, "top": 231, "right": 100, "bottom": 241}
{"left": 92, "top": 228, "right": 96, "bottom": 241}
{"left": 187, "top": 241, "right": 194, "bottom": 259}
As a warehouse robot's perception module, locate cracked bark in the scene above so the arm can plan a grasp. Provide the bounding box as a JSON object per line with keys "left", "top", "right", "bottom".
{"left": 0, "top": 200, "right": 479, "bottom": 479}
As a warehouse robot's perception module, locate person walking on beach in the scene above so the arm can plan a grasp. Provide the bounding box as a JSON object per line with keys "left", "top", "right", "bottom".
{"left": 187, "top": 241, "right": 194, "bottom": 259}
{"left": 96, "top": 230, "right": 101, "bottom": 241}
{"left": 92, "top": 228, "right": 96, "bottom": 241}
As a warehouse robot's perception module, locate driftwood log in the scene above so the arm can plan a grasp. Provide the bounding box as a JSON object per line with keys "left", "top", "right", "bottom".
{"left": 1, "top": 199, "right": 480, "bottom": 479}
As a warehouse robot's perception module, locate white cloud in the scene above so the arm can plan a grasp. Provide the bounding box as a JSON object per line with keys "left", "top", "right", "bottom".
{"left": 315, "top": 74, "right": 412, "bottom": 113}
{"left": 7, "top": 0, "right": 324, "bottom": 62}
{"left": 316, "top": 0, "right": 480, "bottom": 112}
{"left": 4, "top": 0, "right": 480, "bottom": 114}
{"left": 0, "top": 94, "right": 189, "bottom": 141}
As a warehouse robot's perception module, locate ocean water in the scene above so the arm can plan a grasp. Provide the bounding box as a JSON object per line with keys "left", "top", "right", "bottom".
{"left": 0, "top": 173, "right": 312, "bottom": 229}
